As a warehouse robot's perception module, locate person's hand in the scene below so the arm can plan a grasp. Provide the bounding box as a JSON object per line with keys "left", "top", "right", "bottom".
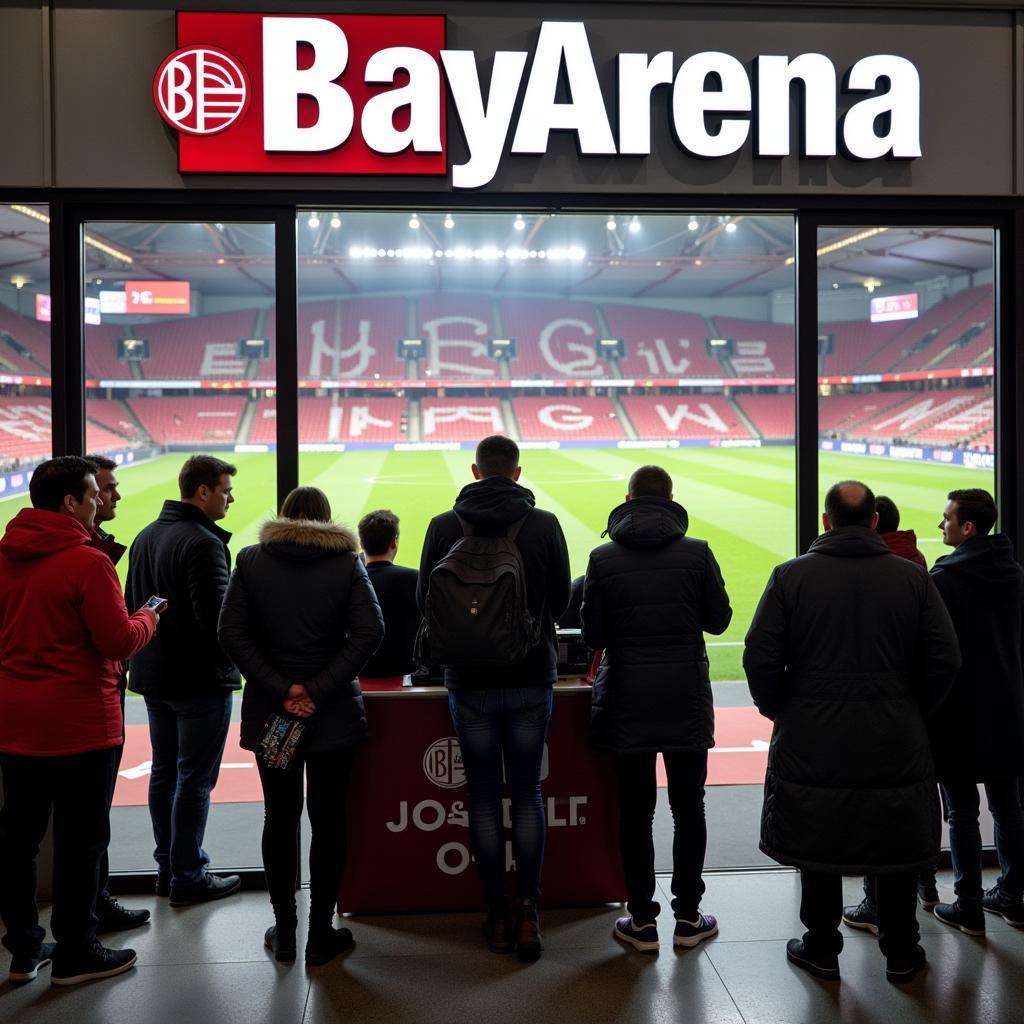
{"left": 284, "top": 697, "right": 315, "bottom": 718}
{"left": 287, "top": 683, "right": 308, "bottom": 700}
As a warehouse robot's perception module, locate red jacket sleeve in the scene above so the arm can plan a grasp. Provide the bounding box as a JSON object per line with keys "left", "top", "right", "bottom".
{"left": 79, "top": 555, "right": 157, "bottom": 660}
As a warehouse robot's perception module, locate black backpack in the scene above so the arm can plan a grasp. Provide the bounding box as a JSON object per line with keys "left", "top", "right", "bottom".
{"left": 417, "top": 513, "right": 540, "bottom": 669}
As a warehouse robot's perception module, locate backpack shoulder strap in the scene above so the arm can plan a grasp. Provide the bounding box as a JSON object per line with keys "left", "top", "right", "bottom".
{"left": 506, "top": 512, "right": 532, "bottom": 543}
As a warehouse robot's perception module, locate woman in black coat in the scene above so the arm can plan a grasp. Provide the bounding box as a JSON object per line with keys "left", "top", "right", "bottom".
{"left": 218, "top": 487, "right": 383, "bottom": 966}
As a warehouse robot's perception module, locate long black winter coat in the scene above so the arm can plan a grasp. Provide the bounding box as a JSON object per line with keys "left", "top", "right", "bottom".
{"left": 744, "top": 527, "right": 961, "bottom": 874}
{"left": 218, "top": 518, "right": 384, "bottom": 754}
{"left": 582, "top": 498, "right": 732, "bottom": 754}
{"left": 417, "top": 475, "right": 571, "bottom": 688}
{"left": 126, "top": 500, "right": 240, "bottom": 699}
{"left": 928, "top": 534, "right": 1024, "bottom": 782}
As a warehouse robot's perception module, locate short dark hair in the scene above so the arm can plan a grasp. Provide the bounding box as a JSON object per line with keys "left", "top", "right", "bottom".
{"left": 948, "top": 488, "right": 997, "bottom": 536}
{"left": 358, "top": 509, "right": 400, "bottom": 555}
{"left": 29, "top": 456, "right": 96, "bottom": 512}
{"left": 824, "top": 479, "right": 876, "bottom": 528}
{"left": 628, "top": 464, "right": 673, "bottom": 500}
{"left": 475, "top": 434, "right": 519, "bottom": 478}
{"left": 875, "top": 495, "right": 900, "bottom": 534}
{"left": 280, "top": 485, "right": 331, "bottom": 523}
{"left": 85, "top": 453, "right": 117, "bottom": 472}
{"left": 178, "top": 454, "right": 237, "bottom": 500}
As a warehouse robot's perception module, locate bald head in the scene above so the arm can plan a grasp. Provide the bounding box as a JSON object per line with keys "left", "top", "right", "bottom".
{"left": 823, "top": 480, "right": 878, "bottom": 530}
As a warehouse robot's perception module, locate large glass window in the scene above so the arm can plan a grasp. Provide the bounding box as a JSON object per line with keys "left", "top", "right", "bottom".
{"left": 82, "top": 219, "right": 276, "bottom": 875}
{"left": 817, "top": 226, "right": 996, "bottom": 547}
{"left": 296, "top": 210, "right": 796, "bottom": 868}
{"left": 0, "top": 203, "right": 51, "bottom": 531}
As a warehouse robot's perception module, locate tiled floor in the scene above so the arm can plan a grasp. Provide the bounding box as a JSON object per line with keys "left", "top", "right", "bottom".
{"left": 3, "top": 870, "right": 1022, "bottom": 1024}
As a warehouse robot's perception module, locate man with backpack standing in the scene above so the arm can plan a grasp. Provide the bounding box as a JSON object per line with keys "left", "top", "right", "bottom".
{"left": 417, "top": 435, "right": 570, "bottom": 962}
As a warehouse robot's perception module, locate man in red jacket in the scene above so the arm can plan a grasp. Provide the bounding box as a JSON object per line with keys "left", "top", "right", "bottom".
{"left": 0, "top": 457, "right": 159, "bottom": 987}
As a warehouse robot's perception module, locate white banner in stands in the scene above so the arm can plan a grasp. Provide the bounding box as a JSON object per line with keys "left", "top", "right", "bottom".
{"left": 536, "top": 405, "right": 594, "bottom": 431}
{"left": 655, "top": 402, "right": 731, "bottom": 434}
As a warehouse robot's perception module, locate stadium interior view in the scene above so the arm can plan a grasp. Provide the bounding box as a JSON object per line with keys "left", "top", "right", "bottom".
{"left": 0, "top": 204, "right": 997, "bottom": 876}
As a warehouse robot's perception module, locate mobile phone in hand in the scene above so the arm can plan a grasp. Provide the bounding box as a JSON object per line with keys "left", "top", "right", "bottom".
{"left": 143, "top": 595, "right": 169, "bottom": 614}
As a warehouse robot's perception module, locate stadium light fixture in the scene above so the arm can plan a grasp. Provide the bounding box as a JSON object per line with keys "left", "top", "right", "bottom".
{"left": 330, "top": 215, "right": 341, "bottom": 229}
{"left": 606, "top": 216, "right": 617, "bottom": 231}
{"left": 725, "top": 221, "right": 737, "bottom": 233}
{"left": 513, "top": 214, "right": 526, "bottom": 231}
{"left": 628, "top": 216, "right": 641, "bottom": 234}
{"left": 444, "top": 214, "right": 455, "bottom": 230}
{"left": 409, "top": 213, "right": 421, "bottom": 230}
{"left": 308, "top": 212, "right": 320, "bottom": 229}
{"left": 9, "top": 275, "right": 28, "bottom": 290}
{"left": 688, "top": 218, "right": 699, "bottom": 231}
{"left": 11, "top": 204, "right": 133, "bottom": 264}
{"left": 784, "top": 226, "right": 889, "bottom": 266}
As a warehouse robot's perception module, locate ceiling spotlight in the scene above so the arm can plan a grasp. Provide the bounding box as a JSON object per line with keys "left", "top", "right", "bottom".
{"left": 308, "top": 212, "right": 320, "bottom": 229}
{"left": 330, "top": 215, "right": 341, "bottom": 229}
{"left": 10, "top": 275, "right": 28, "bottom": 290}
{"left": 409, "top": 213, "right": 420, "bottom": 230}
{"left": 513, "top": 214, "right": 526, "bottom": 231}
{"left": 688, "top": 219, "right": 699, "bottom": 231}
{"left": 862, "top": 277, "right": 882, "bottom": 293}
{"left": 349, "top": 246, "right": 362, "bottom": 258}
{"left": 832, "top": 281, "right": 839, "bottom": 289}
{"left": 444, "top": 214, "right": 455, "bottom": 230}
{"left": 628, "top": 216, "right": 641, "bottom": 234}
{"left": 724, "top": 221, "right": 737, "bottom": 233}
{"left": 606, "top": 216, "right": 617, "bottom": 231}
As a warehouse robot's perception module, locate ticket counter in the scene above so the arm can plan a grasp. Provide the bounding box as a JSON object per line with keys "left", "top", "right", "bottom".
{"left": 339, "top": 682, "right": 625, "bottom": 913}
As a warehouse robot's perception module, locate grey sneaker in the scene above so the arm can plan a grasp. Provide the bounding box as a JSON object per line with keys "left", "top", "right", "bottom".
{"left": 842, "top": 898, "right": 879, "bottom": 935}
{"left": 9, "top": 942, "right": 56, "bottom": 984}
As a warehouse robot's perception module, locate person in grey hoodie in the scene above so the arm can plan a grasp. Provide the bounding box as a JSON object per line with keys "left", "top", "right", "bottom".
{"left": 582, "top": 465, "right": 731, "bottom": 955}
{"left": 928, "top": 488, "right": 1024, "bottom": 936}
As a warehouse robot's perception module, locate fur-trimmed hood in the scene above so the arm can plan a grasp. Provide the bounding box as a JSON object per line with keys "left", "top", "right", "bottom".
{"left": 258, "top": 517, "right": 359, "bottom": 556}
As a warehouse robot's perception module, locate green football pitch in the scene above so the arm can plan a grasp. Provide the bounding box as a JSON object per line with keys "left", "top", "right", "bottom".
{"left": 0, "top": 448, "right": 993, "bottom": 680}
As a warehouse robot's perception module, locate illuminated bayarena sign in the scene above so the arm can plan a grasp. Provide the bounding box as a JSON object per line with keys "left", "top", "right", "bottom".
{"left": 155, "top": 14, "right": 922, "bottom": 189}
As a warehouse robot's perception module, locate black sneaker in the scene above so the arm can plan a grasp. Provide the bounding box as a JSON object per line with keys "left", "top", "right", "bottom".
{"left": 841, "top": 899, "right": 879, "bottom": 935}
{"left": 917, "top": 885, "right": 941, "bottom": 911}
{"left": 785, "top": 938, "right": 840, "bottom": 980}
{"left": 169, "top": 873, "right": 242, "bottom": 907}
{"left": 50, "top": 941, "right": 137, "bottom": 987}
{"left": 96, "top": 894, "right": 151, "bottom": 932}
{"left": 933, "top": 901, "right": 985, "bottom": 936}
{"left": 8, "top": 942, "right": 56, "bottom": 984}
{"left": 264, "top": 925, "right": 297, "bottom": 963}
{"left": 305, "top": 927, "right": 353, "bottom": 967}
{"left": 982, "top": 886, "right": 1024, "bottom": 927}
{"left": 886, "top": 945, "right": 927, "bottom": 984}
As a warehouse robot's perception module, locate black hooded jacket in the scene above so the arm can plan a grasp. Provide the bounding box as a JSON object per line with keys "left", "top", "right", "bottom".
{"left": 126, "top": 500, "right": 240, "bottom": 698}
{"left": 218, "top": 517, "right": 384, "bottom": 754}
{"left": 929, "top": 534, "right": 1024, "bottom": 782}
{"left": 582, "top": 497, "right": 732, "bottom": 753}
{"left": 417, "top": 475, "right": 571, "bottom": 688}
{"left": 744, "top": 527, "right": 961, "bottom": 874}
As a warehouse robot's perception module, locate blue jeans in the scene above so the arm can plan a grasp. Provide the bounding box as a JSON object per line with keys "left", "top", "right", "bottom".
{"left": 145, "top": 692, "right": 232, "bottom": 888}
{"left": 448, "top": 686, "right": 552, "bottom": 903}
{"left": 943, "top": 778, "right": 1024, "bottom": 909}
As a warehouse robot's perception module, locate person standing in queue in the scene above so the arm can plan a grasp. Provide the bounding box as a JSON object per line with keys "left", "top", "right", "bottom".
{"left": 417, "top": 435, "right": 570, "bottom": 962}
{"left": 928, "top": 489, "right": 1024, "bottom": 935}
{"left": 84, "top": 454, "right": 151, "bottom": 933}
{"left": 744, "top": 480, "right": 960, "bottom": 984}
{"left": 126, "top": 454, "right": 242, "bottom": 906}
{"left": 0, "top": 457, "right": 159, "bottom": 986}
{"left": 582, "top": 465, "right": 731, "bottom": 953}
{"left": 219, "top": 485, "right": 383, "bottom": 966}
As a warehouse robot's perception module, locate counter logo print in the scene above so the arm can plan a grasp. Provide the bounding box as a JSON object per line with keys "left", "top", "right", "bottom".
{"left": 423, "top": 737, "right": 465, "bottom": 789}
{"left": 154, "top": 45, "right": 251, "bottom": 136}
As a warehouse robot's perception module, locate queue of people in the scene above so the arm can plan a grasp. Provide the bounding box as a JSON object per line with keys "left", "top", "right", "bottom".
{"left": 0, "top": 437, "right": 1021, "bottom": 989}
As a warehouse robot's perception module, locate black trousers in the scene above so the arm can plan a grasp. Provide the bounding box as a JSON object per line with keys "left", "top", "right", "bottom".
{"left": 612, "top": 750, "right": 708, "bottom": 924}
{"left": 256, "top": 748, "right": 354, "bottom": 932}
{"left": 0, "top": 747, "right": 117, "bottom": 957}
{"left": 97, "top": 740, "right": 125, "bottom": 900}
{"left": 801, "top": 870, "right": 919, "bottom": 959}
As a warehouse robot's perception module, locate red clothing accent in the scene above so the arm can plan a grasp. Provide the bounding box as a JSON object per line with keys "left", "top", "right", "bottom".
{"left": 881, "top": 529, "right": 928, "bottom": 569}
{"left": 0, "top": 508, "right": 156, "bottom": 756}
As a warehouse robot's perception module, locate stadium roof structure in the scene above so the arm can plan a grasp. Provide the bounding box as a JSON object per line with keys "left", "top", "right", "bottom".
{"left": 0, "top": 206, "right": 994, "bottom": 305}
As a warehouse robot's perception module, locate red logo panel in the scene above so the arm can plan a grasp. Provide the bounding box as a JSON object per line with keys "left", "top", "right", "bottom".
{"left": 171, "top": 12, "right": 446, "bottom": 176}
{"left": 154, "top": 45, "right": 251, "bottom": 136}
{"left": 124, "top": 281, "right": 192, "bottom": 315}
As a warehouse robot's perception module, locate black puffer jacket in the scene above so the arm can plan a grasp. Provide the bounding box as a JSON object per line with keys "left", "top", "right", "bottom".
{"left": 744, "top": 527, "right": 961, "bottom": 874}
{"left": 218, "top": 518, "right": 384, "bottom": 754}
{"left": 582, "top": 497, "right": 732, "bottom": 753}
{"left": 126, "top": 500, "right": 240, "bottom": 698}
{"left": 929, "top": 534, "right": 1024, "bottom": 782}
{"left": 417, "top": 475, "right": 571, "bottom": 688}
